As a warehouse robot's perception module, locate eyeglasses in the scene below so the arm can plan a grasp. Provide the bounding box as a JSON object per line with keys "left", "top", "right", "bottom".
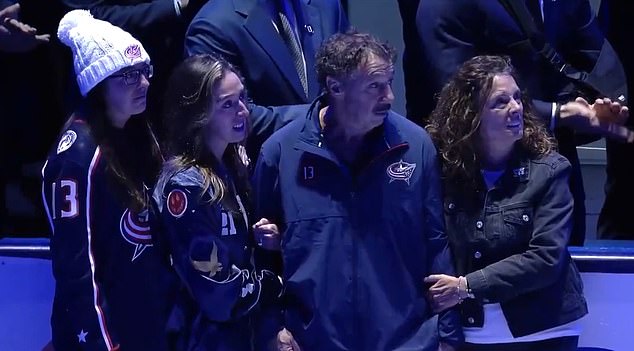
{"left": 110, "top": 65, "right": 153, "bottom": 86}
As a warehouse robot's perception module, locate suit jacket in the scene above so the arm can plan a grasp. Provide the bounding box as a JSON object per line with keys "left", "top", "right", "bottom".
{"left": 416, "top": 0, "right": 623, "bottom": 117}
{"left": 416, "top": 0, "right": 627, "bottom": 245}
{"left": 185, "top": 0, "right": 349, "bottom": 106}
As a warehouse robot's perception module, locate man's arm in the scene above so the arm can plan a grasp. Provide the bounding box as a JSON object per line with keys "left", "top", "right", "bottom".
{"left": 416, "top": 0, "right": 478, "bottom": 94}
{"left": 247, "top": 104, "right": 308, "bottom": 162}
{"left": 252, "top": 141, "right": 286, "bottom": 350}
{"left": 62, "top": 0, "right": 180, "bottom": 35}
{"left": 421, "top": 135, "right": 464, "bottom": 348}
{"left": 184, "top": 3, "right": 238, "bottom": 60}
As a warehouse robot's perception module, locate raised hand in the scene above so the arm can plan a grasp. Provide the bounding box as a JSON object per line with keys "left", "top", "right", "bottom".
{"left": 0, "top": 3, "right": 50, "bottom": 53}
{"left": 559, "top": 97, "right": 633, "bottom": 143}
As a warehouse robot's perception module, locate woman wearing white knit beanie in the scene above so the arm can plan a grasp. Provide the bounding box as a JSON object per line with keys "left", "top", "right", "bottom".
{"left": 42, "top": 10, "right": 175, "bottom": 351}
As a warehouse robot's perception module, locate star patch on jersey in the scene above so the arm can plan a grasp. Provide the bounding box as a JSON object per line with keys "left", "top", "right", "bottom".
{"left": 57, "top": 130, "right": 77, "bottom": 154}
{"left": 167, "top": 189, "right": 188, "bottom": 218}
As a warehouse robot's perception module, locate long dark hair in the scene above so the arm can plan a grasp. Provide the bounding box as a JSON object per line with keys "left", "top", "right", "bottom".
{"left": 426, "top": 55, "right": 556, "bottom": 192}
{"left": 71, "top": 83, "right": 162, "bottom": 211}
{"left": 157, "top": 54, "right": 251, "bottom": 208}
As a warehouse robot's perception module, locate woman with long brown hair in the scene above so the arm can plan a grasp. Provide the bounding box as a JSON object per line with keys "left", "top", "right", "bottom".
{"left": 153, "top": 53, "right": 282, "bottom": 351}
{"left": 42, "top": 10, "right": 172, "bottom": 350}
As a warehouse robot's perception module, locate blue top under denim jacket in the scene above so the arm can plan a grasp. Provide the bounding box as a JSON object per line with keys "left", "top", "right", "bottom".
{"left": 443, "top": 148, "right": 588, "bottom": 337}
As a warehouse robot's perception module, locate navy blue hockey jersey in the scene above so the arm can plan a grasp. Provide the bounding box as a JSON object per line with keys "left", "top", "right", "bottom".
{"left": 41, "top": 118, "right": 174, "bottom": 350}
{"left": 152, "top": 166, "right": 282, "bottom": 351}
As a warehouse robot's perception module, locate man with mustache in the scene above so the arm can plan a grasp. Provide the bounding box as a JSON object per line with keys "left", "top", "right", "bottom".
{"left": 253, "top": 30, "right": 463, "bottom": 351}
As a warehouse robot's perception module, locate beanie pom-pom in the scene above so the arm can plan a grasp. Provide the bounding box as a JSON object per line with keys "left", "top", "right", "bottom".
{"left": 58, "top": 10, "right": 94, "bottom": 45}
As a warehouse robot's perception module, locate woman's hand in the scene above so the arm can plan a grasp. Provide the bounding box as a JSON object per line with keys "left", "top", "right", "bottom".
{"left": 253, "top": 218, "right": 281, "bottom": 251}
{"left": 424, "top": 274, "right": 462, "bottom": 313}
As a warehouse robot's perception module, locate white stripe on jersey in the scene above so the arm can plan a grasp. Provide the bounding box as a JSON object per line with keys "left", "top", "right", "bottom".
{"left": 41, "top": 160, "right": 54, "bottom": 234}
{"left": 86, "top": 147, "right": 116, "bottom": 350}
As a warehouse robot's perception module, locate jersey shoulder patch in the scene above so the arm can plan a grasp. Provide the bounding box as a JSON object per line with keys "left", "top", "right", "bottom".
{"left": 167, "top": 189, "right": 188, "bottom": 218}
{"left": 56, "top": 130, "right": 78, "bottom": 154}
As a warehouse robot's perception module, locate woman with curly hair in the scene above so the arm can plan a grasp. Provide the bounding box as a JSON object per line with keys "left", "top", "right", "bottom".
{"left": 424, "top": 55, "right": 588, "bottom": 351}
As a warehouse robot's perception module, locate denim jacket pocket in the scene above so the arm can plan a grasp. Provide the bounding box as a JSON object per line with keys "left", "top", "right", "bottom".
{"left": 502, "top": 205, "right": 534, "bottom": 241}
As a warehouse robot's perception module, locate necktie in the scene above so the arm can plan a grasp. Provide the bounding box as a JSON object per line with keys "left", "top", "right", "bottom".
{"left": 278, "top": 3, "right": 308, "bottom": 97}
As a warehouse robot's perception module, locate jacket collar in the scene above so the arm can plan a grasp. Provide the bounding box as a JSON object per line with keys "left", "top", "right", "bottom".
{"left": 506, "top": 145, "right": 531, "bottom": 183}
{"left": 488, "top": 146, "right": 531, "bottom": 191}
{"left": 295, "top": 95, "right": 409, "bottom": 162}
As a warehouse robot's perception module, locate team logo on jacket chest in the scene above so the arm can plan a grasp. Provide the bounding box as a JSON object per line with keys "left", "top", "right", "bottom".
{"left": 119, "top": 208, "right": 153, "bottom": 261}
{"left": 387, "top": 160, "right": 416, "bottom": 185}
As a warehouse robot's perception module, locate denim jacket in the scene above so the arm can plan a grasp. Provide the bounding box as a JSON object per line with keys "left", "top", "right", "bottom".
{"left": 443, "top": 150, "right": 588, "bottom": 337}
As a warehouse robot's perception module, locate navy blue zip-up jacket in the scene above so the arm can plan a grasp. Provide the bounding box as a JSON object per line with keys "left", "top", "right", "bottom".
{"left": 41, "top": 118, "right": 174, "bottom": 350}
{"left": 253, "top": 103, "right": 463, "bottom": 350}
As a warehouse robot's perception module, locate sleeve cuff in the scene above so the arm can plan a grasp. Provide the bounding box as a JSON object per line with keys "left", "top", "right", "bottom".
{"left": 550, "top": 102, "right": 558, "bottom": 131}
{"left": 465, "top": 269, "right": 488, "bottom": 297}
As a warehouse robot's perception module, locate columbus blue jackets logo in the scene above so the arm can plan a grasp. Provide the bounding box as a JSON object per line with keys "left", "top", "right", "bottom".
{"left": 57, "top": 130, "right": 77, "bottom": 154}
{"left": 387, "top": 160, "right": 416, "bottom": 185}
{"left": 119, "top": 208, "right": 152, "bottom": 261}
{"left": 124, "top": 44, "right": 142, "bottom": 59}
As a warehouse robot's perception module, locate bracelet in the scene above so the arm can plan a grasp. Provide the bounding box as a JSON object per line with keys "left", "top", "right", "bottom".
{"left": 455, "top": 280, "right": 463, "bottom": 303}
{"left": 457, "top": 276, "right": 474, "bottom": 300}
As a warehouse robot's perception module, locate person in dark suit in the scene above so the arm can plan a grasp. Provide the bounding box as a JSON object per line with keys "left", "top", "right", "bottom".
{"left": 185, "top": 0, "right": 349, "bottom": 107}
{"left": 1, "top": 0, "right": 66, "bottom": 238}
{"left": 396, "top": 0, "right": 435, "bottom": 126}
{"left": 597, "top": 1, "right": 634, "bottom": 240}
{"left": 416, "top": 0, "right": 630, "bottom": 246}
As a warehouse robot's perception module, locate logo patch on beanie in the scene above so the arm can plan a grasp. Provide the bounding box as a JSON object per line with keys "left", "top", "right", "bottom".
{"left": 124, "top": 44, "right": 142, "bottom": 59}
{"left": 57, "top": 130, "right": 77, "bottom": 154}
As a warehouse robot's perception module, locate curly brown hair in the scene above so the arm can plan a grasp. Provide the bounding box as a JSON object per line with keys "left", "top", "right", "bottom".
{"left": 426, "top": 55, "right": 556, "bottom": 191}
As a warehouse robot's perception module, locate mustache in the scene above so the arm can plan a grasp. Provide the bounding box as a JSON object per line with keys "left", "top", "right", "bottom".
{"left": 373, "top": 104, "right": 391, "bottom": 112}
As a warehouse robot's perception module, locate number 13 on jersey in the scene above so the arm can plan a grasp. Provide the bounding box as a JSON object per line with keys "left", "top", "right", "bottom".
{"left": 48, "top": 179, "right": 79, "bottom": 219}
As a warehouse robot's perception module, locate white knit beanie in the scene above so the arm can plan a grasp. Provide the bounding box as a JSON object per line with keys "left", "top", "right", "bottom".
{"left": 57, "top": 10, "right": 151, "bottom": 96}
